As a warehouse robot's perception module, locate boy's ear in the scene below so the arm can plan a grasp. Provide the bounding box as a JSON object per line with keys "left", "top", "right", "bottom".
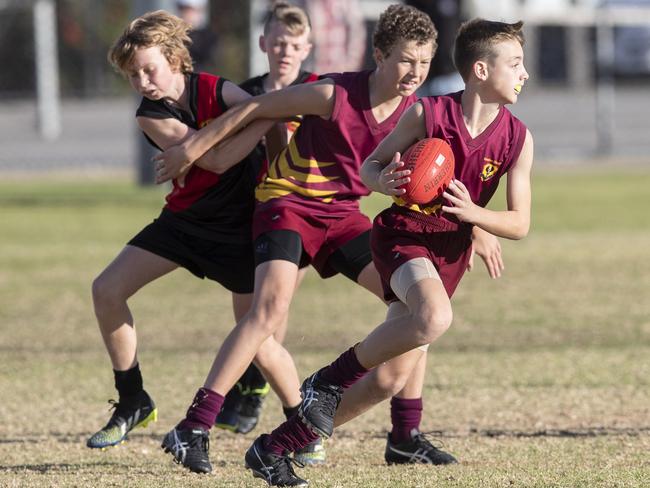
{"left": 259, "top": 34, "right": 268, "bottom": 53}
{"left": 473, "top": 60, "right": 489, "bottom": 81}
{"left": 169, "top": 56, "right": 181, "bottom": 73}
{"left": 373, "top": 47, "right": 384, "bottom": 66}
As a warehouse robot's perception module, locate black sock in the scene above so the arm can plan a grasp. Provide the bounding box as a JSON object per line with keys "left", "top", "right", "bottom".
{"left": 114, "top": 364, "right": 143, "bottom": 400}
{"left": 283, "top": 404, "right": 300, "bottom": 420}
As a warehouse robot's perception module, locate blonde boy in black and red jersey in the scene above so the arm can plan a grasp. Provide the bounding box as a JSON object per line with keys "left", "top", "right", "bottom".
{"left": 215, "top": 2, "right": 324, "bottom": 464}
{"left": 86, "top": 11, "right": 304, "bottom": 462}
{"left": 250, "top": 19, "right": 533, "bottom": 485}
{"left": 152, "top": 5, "right": 473, "bottom": 481}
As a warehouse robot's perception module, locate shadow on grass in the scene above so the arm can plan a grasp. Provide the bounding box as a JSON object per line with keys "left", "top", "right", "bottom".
{"left": 341, "top": 426, "right": 650, "bottom": 440}
{"left": 472, "top": 426, "right": 650, "bottom": 438}
{"left": 0, "top": 431, "right": 160, "bottom": 445}
{"left": 0, "top": 461, "right": 132, "bottom": 473}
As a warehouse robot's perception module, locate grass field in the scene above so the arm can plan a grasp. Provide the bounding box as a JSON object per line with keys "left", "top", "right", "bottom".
{"left": 1, "top": 166, "right": 649, "bottom": 487}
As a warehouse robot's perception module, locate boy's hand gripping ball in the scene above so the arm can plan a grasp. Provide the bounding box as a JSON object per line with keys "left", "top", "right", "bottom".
{"left": 399, "top": 137, "right": 455, "bottom": 205}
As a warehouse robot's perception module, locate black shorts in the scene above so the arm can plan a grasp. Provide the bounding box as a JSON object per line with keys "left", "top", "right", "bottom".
{"left": 128, "top": 218, "right": 255, "bottom": 294}
{"left": 253, "top": 229, "right": 372, "bottom": 282}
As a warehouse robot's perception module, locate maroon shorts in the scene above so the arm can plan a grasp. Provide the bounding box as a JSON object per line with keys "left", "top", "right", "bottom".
{"left": 253, "top": 199, "right": 372, "bottom": 279}
{"left": 371, "top": 206, "right": 473, "bottom": 301}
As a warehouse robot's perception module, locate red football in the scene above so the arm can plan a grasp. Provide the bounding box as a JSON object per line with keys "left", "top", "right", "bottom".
{"left": 399, "top": 137, "right": 455, "bottom": 205}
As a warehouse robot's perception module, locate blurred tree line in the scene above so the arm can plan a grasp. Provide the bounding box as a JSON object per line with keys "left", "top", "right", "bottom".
{"left": 0, "top": 0, "right": 249, "bottom": 98}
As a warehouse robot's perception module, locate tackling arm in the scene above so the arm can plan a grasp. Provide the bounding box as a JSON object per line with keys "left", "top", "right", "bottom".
{"left": 155, "top": 80, "right": 336, "bottom": 170}
{"left": 136, "top": 115, "right": 275, "bottom": 182}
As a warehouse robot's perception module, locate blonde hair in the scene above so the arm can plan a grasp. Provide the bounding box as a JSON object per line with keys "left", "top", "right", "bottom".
{"left": 108, "top": 10, "right": 193, "bottom": 75}
{"left": 453, "top": 19, "right": 525, "bottom": 82}
{"left": 263, "top": 2, "right": 311, "bottom": 36}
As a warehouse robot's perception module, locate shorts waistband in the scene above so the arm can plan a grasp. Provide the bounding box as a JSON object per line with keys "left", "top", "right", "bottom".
{"left": 390, "top": 204, "right": 472, "bottom": 235}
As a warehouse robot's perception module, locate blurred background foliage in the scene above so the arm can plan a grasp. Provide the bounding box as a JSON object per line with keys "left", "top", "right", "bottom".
{"left": 0, "top": 0, "right": 253, "bottom": 97}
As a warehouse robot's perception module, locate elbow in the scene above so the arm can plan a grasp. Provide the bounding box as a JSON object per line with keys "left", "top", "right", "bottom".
{"left": 511, "top": 230, "right": 528, "bottom": 241}
{"left": 510, "top": 220, "right": 530, "bottom": 240}
{"left": 211, "top": 160, "right": 231, "bottom": 175}
{"left": 210, "top": 161, "right": 234, "bottom": 175}
{"left": 360, "top": 171, "right": 372, "bottom": 189}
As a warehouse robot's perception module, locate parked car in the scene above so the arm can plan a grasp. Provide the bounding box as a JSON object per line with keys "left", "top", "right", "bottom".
{"left": 601, "top": 0, "right": 650, "bottom": 75}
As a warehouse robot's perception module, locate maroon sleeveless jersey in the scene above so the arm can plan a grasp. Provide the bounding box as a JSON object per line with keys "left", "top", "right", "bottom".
{"left": 393, "top": 91, "right": 527, "bottom": 225}
{"left": 256, "top": 70, "right": 417, "bottom": 212}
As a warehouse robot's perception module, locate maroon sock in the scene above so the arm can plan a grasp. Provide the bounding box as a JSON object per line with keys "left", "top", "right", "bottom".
{"left": 177, "top": 387, "right": 224, "bottom": 431}
{"left": 390, "top": 397, "right": 423, "bottom": 443}
{"left": 262, "top": 415, "right": 320, "bottom": 456}
{"left": 319, "top": 346, "right": 369, "bottom": 389}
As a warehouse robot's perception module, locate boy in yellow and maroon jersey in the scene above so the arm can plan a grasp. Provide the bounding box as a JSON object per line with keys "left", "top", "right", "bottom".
{"left": 216, "top": 2, "right": 328, "bottom": 466}
{"left": 216, "top": 1, "right": 318, "bottom": 445}
{"left": 249, "top": 19, "right": 533, "bottom": 485}
{"left": 154, "top": 5, "right": 472, "bottom": 482}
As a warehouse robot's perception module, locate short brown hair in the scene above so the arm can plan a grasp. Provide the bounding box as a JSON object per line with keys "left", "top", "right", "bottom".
{"left": 263, "top": 2, "right": 311, "bottom": 36}
{"left": 108, "top": 10, "right": 193, "bottom": 75}
{"left": 453, "top": 19, "right": 525, "bottom": 81}
{"left": 373, "top": 4, "right": 437, "bottom": 57}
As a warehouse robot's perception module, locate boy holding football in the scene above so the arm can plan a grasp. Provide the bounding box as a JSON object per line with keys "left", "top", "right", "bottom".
{"left": 241, "top": 18, "right": 532, "bottom": 486}
{"left": 153, "top": 5, "right": 475, "bottom": 481}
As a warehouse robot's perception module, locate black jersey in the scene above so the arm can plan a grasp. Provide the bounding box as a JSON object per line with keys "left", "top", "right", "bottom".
{"left": 238, "top": 71, "right": 318, "bottom": 181}
{"left": 136, "top": 72, "right": 259, "bottom": 244}
{"left": 239, "top": 70, "right": 318, "bottom": 96}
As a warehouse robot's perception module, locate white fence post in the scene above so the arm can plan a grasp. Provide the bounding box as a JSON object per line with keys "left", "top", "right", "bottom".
{"left": 33, "top": 0, "right": 61, "bottom": 141}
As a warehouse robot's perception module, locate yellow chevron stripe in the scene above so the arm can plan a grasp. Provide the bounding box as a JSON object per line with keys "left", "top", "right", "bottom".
{"left": 256, "top": 177, "right": 337, "bottom": 202}
{"left": 393, "top": 196, "right": 442, "bottom": 215}
{"left": 288, "top": 138, "right": 336, "bottom": 169}
{"left": 277, "top": 153, "right": 338, "bottom": 184}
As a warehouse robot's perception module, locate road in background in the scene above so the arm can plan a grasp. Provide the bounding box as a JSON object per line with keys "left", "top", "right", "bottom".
{"left": 1, "top": 86, "right": 648, "bottom": 174}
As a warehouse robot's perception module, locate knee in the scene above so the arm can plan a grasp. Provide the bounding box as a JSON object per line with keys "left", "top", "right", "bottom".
{"left": 92, "top": 274, "right": 117, "bottom": 309}
{"left": 246, "top": 294, "right": 292, "bottom": 337}
{"left": 411, "top": 303, "right": 452, "bottom": 346}
{"left": 368, "top": 370, "right": 410, "bottom": 399}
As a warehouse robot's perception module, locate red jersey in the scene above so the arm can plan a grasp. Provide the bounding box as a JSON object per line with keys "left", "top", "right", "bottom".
{"left": 165, "top": 73, "right": 225, "bottom": 212}
{"left": 393, "top": 91, "right": 527, "bottom": 226}
{"left": 256, "top": 70, "right": 417, "bottom": 212}
{"left": 136, "top": 72, "right": 258, "bottom": 243}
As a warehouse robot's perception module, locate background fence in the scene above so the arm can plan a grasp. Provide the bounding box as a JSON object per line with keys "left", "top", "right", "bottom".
{"left": 1, "top": 0, "right": 649, "bottom": 177}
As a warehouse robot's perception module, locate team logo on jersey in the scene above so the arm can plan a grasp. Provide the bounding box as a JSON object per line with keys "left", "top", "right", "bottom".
{"left": 480, "top": 157, "right": 502, "bottom": 181}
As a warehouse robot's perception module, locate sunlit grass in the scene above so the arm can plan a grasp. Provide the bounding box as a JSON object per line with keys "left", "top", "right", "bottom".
{"left": 1, "top": 167, "right": 649, "bottom": 487}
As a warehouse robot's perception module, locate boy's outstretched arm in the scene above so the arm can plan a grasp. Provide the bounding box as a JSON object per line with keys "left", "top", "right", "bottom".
{"left": 152, "top": 79, "right": 336, "bottom": 174}
{"left": 137, "top": 112, "right": 276, "bottom": 184}
{"left": 442, "top": 129, "right": 534, "bottom": 240}
{"left": 360, "top": 102, "right": 426, "bottom": 195}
